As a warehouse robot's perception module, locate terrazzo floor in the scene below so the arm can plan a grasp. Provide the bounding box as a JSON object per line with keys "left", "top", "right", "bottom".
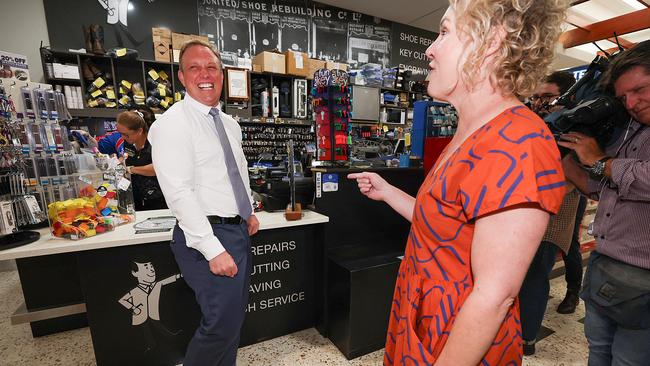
{"left": 0, "top": 270, "right": 588, "bottom": 366}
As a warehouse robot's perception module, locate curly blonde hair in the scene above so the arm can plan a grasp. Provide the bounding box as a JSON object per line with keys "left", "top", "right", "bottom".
{"left": 449, "top": 0, "right": 568, "bottom": 99}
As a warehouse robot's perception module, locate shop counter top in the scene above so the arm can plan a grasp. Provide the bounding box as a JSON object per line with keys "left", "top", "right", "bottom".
{"left": 0, "top": 209, "right": 329, "bottom": 261}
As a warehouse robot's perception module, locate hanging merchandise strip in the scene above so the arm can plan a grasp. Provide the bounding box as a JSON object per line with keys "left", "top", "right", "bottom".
{"left": 311, "top": 68, "right": 351, "bottom": 163}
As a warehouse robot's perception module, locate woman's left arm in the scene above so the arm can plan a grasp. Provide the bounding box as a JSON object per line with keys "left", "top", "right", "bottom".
{"left": 434, "top": 205, "right": 550, "bottom": 366}
{"left": 129, "top": 164, "right": 156, "bottom": 176}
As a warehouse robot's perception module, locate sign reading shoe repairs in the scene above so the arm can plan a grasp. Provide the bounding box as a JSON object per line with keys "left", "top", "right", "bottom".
{"left": 0, "top": 51, "right": 30, "bottom": 81}
{"left": 390, "top": 23, "right": 438, "bottom": 81}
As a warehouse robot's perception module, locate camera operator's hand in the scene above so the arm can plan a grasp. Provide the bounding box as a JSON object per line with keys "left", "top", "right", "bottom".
{"left": 558, "top": 132, "right": 607, "bottom": 167}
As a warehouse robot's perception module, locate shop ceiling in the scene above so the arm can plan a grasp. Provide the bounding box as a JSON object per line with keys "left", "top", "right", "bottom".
{"left": 317, "top": 0, "right": 650, "bottom": 69}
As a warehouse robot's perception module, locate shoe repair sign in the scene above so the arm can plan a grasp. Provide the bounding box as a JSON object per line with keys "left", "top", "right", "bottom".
{"left": 0, "top": 51, "right": 30, "bottom": 81}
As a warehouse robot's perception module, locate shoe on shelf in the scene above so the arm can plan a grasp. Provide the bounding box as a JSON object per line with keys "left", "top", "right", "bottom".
{"left": 90, "top": 24, "right": 106, "bottom": 55}
{"left": 82, "top": 25, "right": 92, "bottom": 53}
{"left": 523, "top": 340, "right": 536, "bottom": 356}
{"left": 557, "top": 290, "right": 580, "bottom": 314}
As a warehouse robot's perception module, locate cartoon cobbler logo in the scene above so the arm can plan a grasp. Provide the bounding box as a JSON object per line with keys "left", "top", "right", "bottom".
{"left": 118, "top": 260, "right": 182, "bottom": 352}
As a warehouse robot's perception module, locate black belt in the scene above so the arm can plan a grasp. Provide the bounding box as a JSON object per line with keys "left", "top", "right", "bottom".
{"left": 207, "top": 215, "right": 244, "bottom": 225}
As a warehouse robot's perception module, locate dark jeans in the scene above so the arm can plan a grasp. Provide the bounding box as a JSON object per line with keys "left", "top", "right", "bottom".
{"left": 519, "top": 241, "right": 559, "bottom": 342}
{"left": 171, "top": 222, "right": 252, "bottom": 366}
{"left": 563, "top": 195, "right": 587, "bottom": 292}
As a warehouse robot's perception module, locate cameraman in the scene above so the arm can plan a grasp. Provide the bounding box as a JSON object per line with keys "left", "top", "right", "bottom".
{"left": 530, "top": 71, "right": 576, "bottom": 118}
{"left": 520, "top": 71, "right": 584, "bottom": 356}
{"left": 559, "top": 40, "right": 650, "bottom": 365}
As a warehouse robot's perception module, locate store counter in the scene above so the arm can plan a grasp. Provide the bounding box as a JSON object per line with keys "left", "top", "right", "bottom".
{"left": 312, "top": 167, "right": 424, "bottom": 358}
{"left": 1, "top": 209, "right": 328, "bottom": 366}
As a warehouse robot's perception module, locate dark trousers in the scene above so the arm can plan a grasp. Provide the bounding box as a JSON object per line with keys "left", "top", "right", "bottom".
{"left": 171, "top": 222, "right": 252, "bottom": 366}
{"left": 519, "top": 241, "right": 559, "bottom": 342}
{"left": 564, "top": 195, "right": 587, "bottom": 292}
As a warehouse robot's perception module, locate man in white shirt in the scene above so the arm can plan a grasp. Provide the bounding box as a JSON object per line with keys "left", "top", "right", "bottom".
{"left": 148, "top": 39, "right": 259, "bottom": 366}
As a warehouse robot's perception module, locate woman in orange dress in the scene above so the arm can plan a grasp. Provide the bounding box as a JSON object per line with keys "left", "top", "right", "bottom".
{"left": 349, "top": 1, "right": 569, "bottom": 364}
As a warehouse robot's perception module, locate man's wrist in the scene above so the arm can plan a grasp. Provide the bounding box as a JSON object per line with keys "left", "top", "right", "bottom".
{"left": 585, "top": 156, "right": 612, "bottom": 178}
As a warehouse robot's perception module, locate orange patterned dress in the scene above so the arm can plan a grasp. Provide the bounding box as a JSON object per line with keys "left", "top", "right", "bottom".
{"left": 384, "top": 106, "right": 565, "bottom": 365}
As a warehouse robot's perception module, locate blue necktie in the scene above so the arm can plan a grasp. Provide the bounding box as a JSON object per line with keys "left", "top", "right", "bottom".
{"left": 209, "top": 108, "right": 252, "bottom": 220}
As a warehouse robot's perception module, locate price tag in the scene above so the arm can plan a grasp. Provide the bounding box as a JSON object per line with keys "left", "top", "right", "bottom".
{"left": 88, "top": 99, "right": 99, "bottom": 107}
{"left": 121, "top": 80, "right": 132, "bottom": 89}
{"left": 116, "top": 48, "right": 127, "bottom": 57}
{"left": 91, "top": 89, "right": 103, "bottom": 98}
{"left": 148, "top": 69, "right": 160, "bottom": 80}
{"left": 106, "top": 89, "right": 116, "bottom": 99}
{"left": 119, "top": 96, "right": 130, "bottom": 105}
{"left": 405, "top": 133, "right": 411, "bottom": 146}
{"left": 157, "top": 84, "right": 166, "bottom": 97}
{"left": 106, "top": 101, "right": 117, "bottom": 108}
{"left": 165, "top": 96, "right": 174, "bottom": 105}
{"left": 383, "top": 125, "right": 389, "bottom": 132}
{"left": 93, "top": 77, "right": 106, "bottom": 88}
{"left": 118, "top": 177, "right": 131, "bottom": 191}
{"left": 174, "top": 92, "right": 182, "bottom": 102}
{"left": 79, "top": 175, "right": 92, "bottom": 185}
{"left": 159, "top": 70, "right": 169, "bottom": 80}
{"left": 160, "top": 99, "right": 169, "bottom": 108}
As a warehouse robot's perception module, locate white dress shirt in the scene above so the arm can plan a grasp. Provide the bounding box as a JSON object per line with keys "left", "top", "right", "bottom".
{"left": 148, "top": 94, "right": 253, "bottom": 260}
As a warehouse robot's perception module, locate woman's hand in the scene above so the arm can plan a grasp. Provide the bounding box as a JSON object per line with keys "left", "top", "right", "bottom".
{"left": 347, "top": 172, "right": 391, "bottom": 202}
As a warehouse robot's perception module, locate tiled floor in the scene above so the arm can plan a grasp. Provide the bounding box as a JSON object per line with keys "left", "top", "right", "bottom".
{"left": 0, "top": 270, "right": 588, "bottom": 365}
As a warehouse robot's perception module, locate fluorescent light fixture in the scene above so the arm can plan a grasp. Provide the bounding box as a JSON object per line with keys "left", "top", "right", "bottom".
{"left": 621, "top": 0, "right": 645, "bottom": 11}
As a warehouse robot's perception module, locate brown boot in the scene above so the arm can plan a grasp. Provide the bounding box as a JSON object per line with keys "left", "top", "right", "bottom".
{"left": 85, "top": 60, "right": 103, "bottom": 79}
{"left": 82, "top": 25, "right": 92, "bottom": 53}
{"left": 81, "top": 61, "right": 94, "bottom": 80}
{"left": 90, "top": 25, "right": 106, "bottom": 55}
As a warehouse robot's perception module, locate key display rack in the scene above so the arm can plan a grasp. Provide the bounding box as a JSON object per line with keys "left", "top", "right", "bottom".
{"left": 241, "top": 122, "right": 314, "bottom": 165}
{"left": 312, "top": 69, "right": 351, "bottom": 163}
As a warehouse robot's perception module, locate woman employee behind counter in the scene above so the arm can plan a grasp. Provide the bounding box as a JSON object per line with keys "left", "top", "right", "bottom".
{"left": 115, "top": 108, "right": 167, "bottom": 211}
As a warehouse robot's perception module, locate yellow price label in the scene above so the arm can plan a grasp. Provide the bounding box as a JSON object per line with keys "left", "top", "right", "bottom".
{"left": 157, "top": 85, "right": 166, "bottom": 97}
{"left": 160, "top": 99, "right": 169, "bottom": 108}
{"left": 159, "top": 70, "right": 168, "bottom": 80}
{"left": 116, "top": 48, "right": 127, "bottom": 57}
{"left": 175, "top": 92, "right": 182, "bottom": 102}
{"left": 383, "top": 125, "right": 389, "bottom": 132}
{"left": 121, "top": 80, "right": 132, "bottom": 89}
{"left": 119, "top": 96, "right": 130, "bottom": 105}
{"left": 91, "top": 89, "right": 103, "bottom": 98}
{"left": 106, "top": 101, "right": 117, "bottom": 108}
{"left": 165, "top": 96, "right": 173, "bottom": 104}
{"left": 148, "top": 69, "right": 160, "bottom": 80}
{"left": 93, "top": 77, "right": 106, "bottom": 88}
{"left": 405, "top": 133, "right": 411, "bottom": 146}
{"left": 106, "top": 90, "right": 116, "bottom": 99}
{"left": 119, "top": 86, "right": 126, "bottom": 94}
{"left": 87, "top": 99, "right": 99, "bottom": 107}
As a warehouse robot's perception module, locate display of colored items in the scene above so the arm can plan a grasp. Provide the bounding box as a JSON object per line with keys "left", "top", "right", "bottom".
{"left": 47, "top": 159, "right": 135, "bottom": 240}
{"left": 312, "top": 69, "right": 351, "bottom": 162}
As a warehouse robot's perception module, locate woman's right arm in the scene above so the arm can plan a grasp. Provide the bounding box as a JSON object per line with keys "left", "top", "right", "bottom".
{"left": 348, "top": 172, "right": 416, "bottom": 222}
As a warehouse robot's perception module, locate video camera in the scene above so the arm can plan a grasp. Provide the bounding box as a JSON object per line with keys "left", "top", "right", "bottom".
{"left": 544, "top": 54, "right": 628, "bottom": 152}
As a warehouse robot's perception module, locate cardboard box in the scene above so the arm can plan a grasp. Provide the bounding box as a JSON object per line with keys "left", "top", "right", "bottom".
{"left": 152, "top": 27, "right": 172, "bottom": 62}
{"left": 326, "top": 61, "right": 348, "bottom": 71}
{"left": 307, "top": 59, "right": 326, "bottom": 79}
{"left": 284, "top": 50, "right": 309, "bottom": 77}
{"left": 252, "top": 64, "right": 262, "bottom": 73}
{"left": 252, "top": 51, "right": 285, "bottom": 74}
{"left": 171, "top": 32, "right": 210, "bottom": 63}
